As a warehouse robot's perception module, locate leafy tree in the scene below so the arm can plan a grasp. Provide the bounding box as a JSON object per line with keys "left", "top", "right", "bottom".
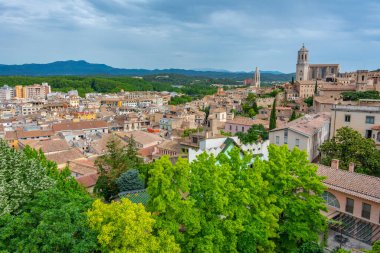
{"left": 269, "top": 99, "right": 277, "bottom": 130}
{"left": 319, "top": 127, "right": 380, "bottom": 176}
{"left": 87, "top": 198, "right": 180, "bottom": 252}
{"left": 0, "top": 188, "right": 98, "bottom": 252}
{"left": 341, "top": 91, "right": 380, "bottom": 101}
{"left": 261, "top": 145, "right": 327, "bottom": 252}
{"left": 304, "top": 96, "right": 313, "bottom": 107}
{"left": 116, "top": 169, "right": 145, "bottom": 192}
{"left": 148, "top": 150, "right": 280, "bottom": 252}
{"left": 289, "top": 110, "right": 297, "bottom": 122}
{"left": 241, "top": 93, "right": 259, "bottom": 117}
{"left": 169, "top": 95, "right": 193, "bottom": 105}
{"left": 94, "top": 135, "right": 142, "bottom": 201}
{"left": 297, "top": 241, "right": 323, "bottom": 253}
{"left": 0, "top": 140, "right": 54, "bottom": 216}
{"left": 367, "top": 240, "right": 380, "bottom": 253}
{"left": 235, "top": 124, "right": 268, "bottom": 144}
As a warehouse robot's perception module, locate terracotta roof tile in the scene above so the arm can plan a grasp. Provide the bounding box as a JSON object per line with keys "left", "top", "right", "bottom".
{"left": 317, "top": 164, "right": 380, "bottom": 203}
{"left": 76, "top": 173, "right": 98, "bottom": 188}
{"left": 52, "top": 120, "right": 108, "bottom": 132}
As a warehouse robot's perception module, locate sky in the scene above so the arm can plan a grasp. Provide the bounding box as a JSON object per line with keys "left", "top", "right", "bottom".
{"left": 0, "top": 0, "right": 379, "bottom": 73}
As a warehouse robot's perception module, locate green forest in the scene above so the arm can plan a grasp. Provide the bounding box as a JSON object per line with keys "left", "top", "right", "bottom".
{"left": 0, "top": 75, "right": 221, "bottom": 98}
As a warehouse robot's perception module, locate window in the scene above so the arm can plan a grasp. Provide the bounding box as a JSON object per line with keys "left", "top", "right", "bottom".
{"left": 362, "top": 75, "right": 365, "bottom": 82}
{"left": 275, "top": 136, "right": 279, "bottom": 144}
{"left": 284, "top": 130, "right": 288, "bottom": 144}
{"left": 345, "top": 198, "right": 354, "bottom": 214}
{"left": 229, "top": 125, "right": 232, "bottom": 131}
{"left": 322, "top": 191, "right": 340, "bottom": 208}
{"left": 242, "top": 127, "right": 245, "bottom": 132}
{"left": 365, "top": 130, "right": 373, "bottom": 139}
{"left": 235, "top": 126, "right": 238, "bottom": 131}
{"left": 295, "top": 138, "right": 300, "bottom": 147}
{"left": 344, "top": 115, "right": 351, "bottom": 122}
{"left": 362, "top": 203, "right": 371, "bottom": 219}
{"left": 366, "top": 116, "right": 375, "bottom": 124}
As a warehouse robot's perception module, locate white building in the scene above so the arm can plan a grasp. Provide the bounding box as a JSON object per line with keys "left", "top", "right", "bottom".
{"left": 188, "top": 136, "right": 269, "bottom": 163}
{"left": 269, "top": 112, "right": 331, "bottom": 161}
{"left": 0, "top": 85, "right": 14, "bottom": 101}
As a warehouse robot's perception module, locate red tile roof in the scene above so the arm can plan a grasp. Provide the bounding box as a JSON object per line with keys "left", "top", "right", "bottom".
{"left": 52, "top": 120, "right": 108, "bottom": 132}
{"left": 317, "top": 164, "right": 380, "bottom": 203}
{"left": 76, "top": 173, "right": 98, "bottom": 188}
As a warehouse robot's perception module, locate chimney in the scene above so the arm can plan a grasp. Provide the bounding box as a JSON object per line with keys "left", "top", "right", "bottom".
{"left": 348, "top": 162, "right": 355, "bottom": 173}
{"left": 331, "top": 159, "right": 339, "bottom": 170}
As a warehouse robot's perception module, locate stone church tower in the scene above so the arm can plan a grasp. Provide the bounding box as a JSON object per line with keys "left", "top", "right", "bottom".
{"left": 296, "top": 44, "right": 309, "bottom": 81}
{"left": 254, "top": 67, "right": 260, "bottom": 88}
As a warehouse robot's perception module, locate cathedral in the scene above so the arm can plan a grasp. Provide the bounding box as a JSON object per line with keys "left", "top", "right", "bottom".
{"left": 296, "top": 44, "right": 340, "bottom": 81}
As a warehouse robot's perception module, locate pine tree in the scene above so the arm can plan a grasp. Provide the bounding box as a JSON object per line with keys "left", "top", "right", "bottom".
{"left": 269, "top": 99, "right": 277, "bottom": 130}
{"left": 291, "top": 76, "right": 294, "bottom": 85}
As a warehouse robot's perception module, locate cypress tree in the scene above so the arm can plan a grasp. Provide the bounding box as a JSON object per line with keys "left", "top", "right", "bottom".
{"left": 289, "top": 110, "right": 297, "bottom": 122}
{"left": 269, "top": 99, "right": 277, "bottom": 130}
{"left": 314, "top": 79, "right": 318, "bottom": 95}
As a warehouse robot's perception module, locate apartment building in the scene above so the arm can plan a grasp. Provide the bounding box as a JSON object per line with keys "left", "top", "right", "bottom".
{"left": 269, "top": 112, "right": 331, "bottom": 161}
{"left": 24, "top": 83, "right": 51, "bottom": 99}
{"left": 0, "top": 85, "right": 14, "bottom": 101}
{"left": 318, "top": 162, "right": 380, "bottom": 245}
{"left": 330, "top": 104, "right": 380, "bottom": 147}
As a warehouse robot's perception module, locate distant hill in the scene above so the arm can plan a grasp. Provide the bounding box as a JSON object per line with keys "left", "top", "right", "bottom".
{"left": 0, "top": 60, "right": 294, "bottom": 81}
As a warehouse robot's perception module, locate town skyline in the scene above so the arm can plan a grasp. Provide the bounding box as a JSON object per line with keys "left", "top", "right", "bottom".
{"left": 1, "top": 0, "right": 379, "bottom": 72}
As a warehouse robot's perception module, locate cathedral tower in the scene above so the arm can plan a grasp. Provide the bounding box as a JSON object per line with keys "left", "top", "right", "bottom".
{"left": 254, "top": 67, "right": 260, "bottom": 88}
{"left": 296, "top": 44, "right": 309, "bottom": 81}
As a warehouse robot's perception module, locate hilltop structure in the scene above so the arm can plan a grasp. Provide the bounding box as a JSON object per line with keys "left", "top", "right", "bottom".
{"left": 296, "top": 44, "right": 340, "bottom": 81}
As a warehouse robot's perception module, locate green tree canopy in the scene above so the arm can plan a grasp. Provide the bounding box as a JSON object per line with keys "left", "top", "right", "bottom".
{"left": 235, "top": 124, "right": 268, "bottom": 144}
{"left": 94, "top": 135, "right": 143, "bottom": 201}
{"left": 147, "top": 145, "right": 326, "bottom": 252}
{"left": 0, "top": 140, "right": 54, "bottom": 216}
{"left": 319, "top": 127, "right": 380, "bottom": 176}
{"left": 87, "top": 198, "right": 180, "bottom": 252}
{"left": 116, "top": 169, "right": 145, "bottom": 192}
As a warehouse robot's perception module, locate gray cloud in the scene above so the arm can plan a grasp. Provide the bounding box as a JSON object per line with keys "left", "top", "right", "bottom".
{"left": 0, "top": 0, "right": 379, "bottom": 72}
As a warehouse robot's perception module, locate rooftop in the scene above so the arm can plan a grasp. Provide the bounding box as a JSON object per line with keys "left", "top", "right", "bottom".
{"left": 52, "top": 120, "right": 108, "bottom": 132}
{"left": 317, "top": 164, "right": 380, "bottom": 204}
{"left": 271, "top": 112, "right": 331, "bottom": 136}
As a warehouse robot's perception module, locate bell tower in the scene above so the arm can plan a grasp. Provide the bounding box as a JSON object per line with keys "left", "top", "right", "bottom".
{"left": 296, "top": 44, "right": 309, "bottom": 81}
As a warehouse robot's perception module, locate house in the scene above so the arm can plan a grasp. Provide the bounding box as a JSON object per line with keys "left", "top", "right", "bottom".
{"left": 52, "top": 120, "right": 108, "bottom": 135}
{"left": 115, "top": 130, "right": 163, "bottom": 149}
{"left": 318, "top": 161, "right": 380, "bottom": 246}
{"left": 269, "top": 112, "right": 331, "bottom": 162}
{"left": 188, "top": 136, "right": 270, "bottom": 163}
{"left": 330, "top": 104, "right": 380, "bottom": 148}
{"left": 224, "top": 117, "right": 269, "bottom": 135}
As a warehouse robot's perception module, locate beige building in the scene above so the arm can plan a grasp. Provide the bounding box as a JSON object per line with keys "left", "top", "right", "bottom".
{"left": 330, "top": 104, "right": 380, "bottom": 148}
{"left": 269, "top": 112, "right": 331, "bottom": 161}
{"left": 296, "top": 44, "right": 340, "bottom": 81}
{"left": 318, "top": 162, "right": 380, "bottom": 246}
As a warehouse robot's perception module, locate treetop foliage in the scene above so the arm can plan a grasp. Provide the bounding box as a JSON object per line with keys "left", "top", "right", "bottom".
{"left": 319, "top": 127, "right": 380, "bottom": 176}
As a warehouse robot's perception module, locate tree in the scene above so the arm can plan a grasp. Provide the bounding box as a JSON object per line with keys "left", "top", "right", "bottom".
{"left": 319, "top": 127, "right": 380, "bottom": 176}
{"left": 116, "top": 169, "right": 145, "bottom": 192}
{"left": 289, "top": 110, "right": 297, "bottom": 122}
{"left": 367, "top": 240, "right": 380, "bottom": 253}
{"left": 297, "top": 241, "right": 323, "bottom": 253}
{"left": 314, "top": 79, "right": 318, "bottom": 95}
{"left": 0, "top": 144, "right": 99, "bottom": 252}
{"left": 261, "top": 145, "right": 327, "bottom": 252}
{"left": 0, "top": 188, "right": 98, "bottom": 252}
{"left": 291, "top": 76, "right": 295, "bottom": 85}
{"left": 87, "top": 198, "right": 180, "bottom": 252}
{"left": 235, "top": 124, "right": 268, "bottom": 144}
{"left": 94, "top": 135, "right": 142, "bottom": 201}
{"left": 147, "top": 151, "right": 278, "bottom": 252}
{"left": 0, "top": 140, "right": 54, "bottom": 216}
{"left": 304, "top": 96, "right": 313, "bottom": 107}
{"left": 269, "top": 99, "right": 277, "bottom": 130}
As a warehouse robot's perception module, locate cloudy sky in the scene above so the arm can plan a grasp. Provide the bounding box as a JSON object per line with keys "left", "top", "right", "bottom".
{"left": 0, "top": 0, "right": 379, "bottom": 73}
